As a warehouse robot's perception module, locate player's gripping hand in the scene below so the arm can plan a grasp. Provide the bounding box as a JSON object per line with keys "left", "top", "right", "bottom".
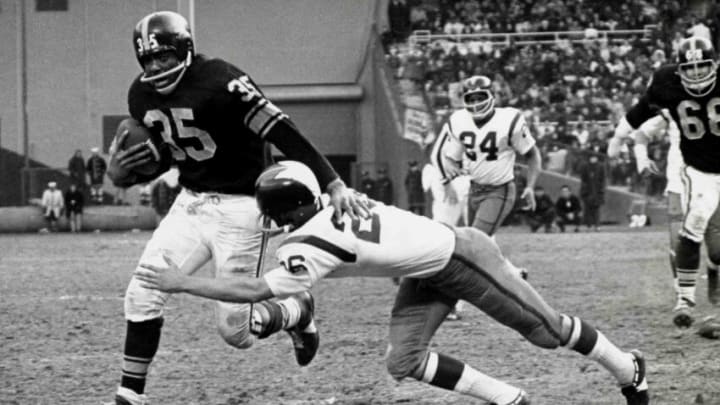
{"left": 327, "top": 179, "right": 370, "bottom": 222}
{"left": 439, "top": 155, "right": 464, "bottom": 180}
{"left": 521, "top": 186, "right": 536, "bottom": 212}
{"left": 107, "top": 130, "right": 155, "bottom": 182}
{"left": 135, "top": 255, "right": 186, "bottom": 293}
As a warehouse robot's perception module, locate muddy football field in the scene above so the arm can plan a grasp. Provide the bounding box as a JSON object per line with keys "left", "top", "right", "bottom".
{"left": 1, "top": 227, "right": 719, "bottom": 404}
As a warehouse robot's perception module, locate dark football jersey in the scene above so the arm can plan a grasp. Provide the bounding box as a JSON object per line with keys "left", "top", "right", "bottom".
{"left": 626, "top": 64, "right": 720, "bottom": 173}
{"left": 128, "top": 55, "right": 285, "bottom": 194}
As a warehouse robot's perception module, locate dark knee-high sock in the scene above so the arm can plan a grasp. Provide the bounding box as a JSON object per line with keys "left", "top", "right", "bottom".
{"left": 675, "top": 235, "right": 701, "bottom": 304}
{"left": 121, "top": 318, "right": 163, "bottom": 394}
{"left": 415, "top": 351, "right": 522, "bottom": 403}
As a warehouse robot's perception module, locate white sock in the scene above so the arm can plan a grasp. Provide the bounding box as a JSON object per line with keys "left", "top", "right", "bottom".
{"left": 419, "top": 352, "right": 522, "bottom": 403}
{"left": 676, "top": 267, "right": 698, "bottom": 303}
{"left": 585, "top": 332, "right": 635, "bottom": 386}
{"left": 454, "top": 364, "right": 524, "bottom": 404}
{"left": 278, "top": 297, "right": 301, "bottom": 329}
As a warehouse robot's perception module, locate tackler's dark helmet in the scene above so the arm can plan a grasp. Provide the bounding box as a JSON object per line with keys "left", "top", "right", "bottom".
{"left": 133, "top": 11, "right": 194, "bottom": 95}
{"left": 677, "top": 36, "right": 718, "bottom": 98}
{"left": 256, "top": 161, "right": 322, "bottom": 229}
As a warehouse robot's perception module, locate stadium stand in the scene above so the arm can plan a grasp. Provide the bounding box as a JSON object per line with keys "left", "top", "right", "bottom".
{"left": 385, "top": 0, "right": 702, "bottom": 201}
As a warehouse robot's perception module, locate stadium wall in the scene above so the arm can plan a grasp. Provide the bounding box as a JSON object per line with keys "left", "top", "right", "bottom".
{"left": 0, "top": 0, "right": 380, "bottom": 205}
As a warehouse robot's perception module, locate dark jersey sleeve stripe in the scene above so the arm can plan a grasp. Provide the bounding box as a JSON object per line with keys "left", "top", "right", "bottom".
{"left": 433, "top": 128, "right": 451, "bottom": 181}
{"left": 507, "top": 111, "right": 522, "bottom": 146}
{"left": 243, "top": 99, "right": 269, "bottom": 128}
{"left": 282, "top": 235, "right": 357, "bottom": 263}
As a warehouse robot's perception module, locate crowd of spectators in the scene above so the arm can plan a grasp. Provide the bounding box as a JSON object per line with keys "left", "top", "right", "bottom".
{"left": 385, "top": 0, "right": 712, "bottom": 199}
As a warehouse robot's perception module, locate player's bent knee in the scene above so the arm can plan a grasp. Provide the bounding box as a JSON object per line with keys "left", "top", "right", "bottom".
{"left": 124, "top": 276, "right": 168, "bottom": 322}
{"left": 217, "top": 324, "right": 255, "bottom": 349}
{"left": 385, "top": 345, "right": 425, "bottom": 381}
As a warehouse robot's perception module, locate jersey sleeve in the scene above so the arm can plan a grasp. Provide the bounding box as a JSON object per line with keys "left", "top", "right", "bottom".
{"left": 263, "top": 237, "right": 344, "bottom": 298}
{"left": 223, "top": 68, "right": 289, "bottom": 139}
{"left": 509, "top": 113, "right": 536, "bottom": 155}
{"left": 633, "top": 114, "right": 668, "bottom": 142}
{"left": 430, "top": 121, "right": 464, "bottom": 181}
{"left": 625, "top": 70, "right": 665, "bottom": 129}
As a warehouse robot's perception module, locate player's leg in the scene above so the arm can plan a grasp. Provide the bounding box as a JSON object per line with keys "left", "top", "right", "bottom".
{"left": 667, "top": 191, "right": 683, "bottom": 302}
{"left": 468, "top": 182, "right": 516, "bottom": 236}
{"left": 427, "top": 227, "right": 648, "bottom": 403}
{"left": 386, "top": 278, "right": 527, "bottom": 404}
{"left": 703, "top": 204, "right": 720, "bottom": 306}
{"left": 210, "top": 196, "right": 318, "bottom": 363}
{"left": 675, "top": 167, "right": 719, "bottom": 326}
{"left": 115, "top": 192, "right": 212, "bottom": 404}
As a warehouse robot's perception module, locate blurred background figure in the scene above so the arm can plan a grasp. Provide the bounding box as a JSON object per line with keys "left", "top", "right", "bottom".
{"left": 360, "top": 170, "right": 376, "bottom": 200}
{"left": 526, "top": 186, "right": 555, "bottom": 233}
{"left": 41, "top": 182, "right": 64, "bottom": 232}
{"left": 579, "top": 154, "right": 606, "bottom": 231}
{"left": 68, "top": 149, "right": 86, "bottom": 190}
{"left": 64, "top": 183, "right": 84, "bottom": 233}
{"left": 375, "top": 167, "right": 394, "bottom": 205}
{"left": 555, "top": 185, "right": 582, "bottom": 233}
{"left": 405, "top": 160, "right": 425, "bottom": 215}
{"left": 86, "top": 147, "right": 107, "bottom": 204}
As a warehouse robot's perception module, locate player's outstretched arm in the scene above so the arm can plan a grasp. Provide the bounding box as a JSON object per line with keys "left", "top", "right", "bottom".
{"left": 135, "top": 255, "right": 275, "bottom": 303}
{"left": 265, "top": 120, "right": 369, "bottom": 220}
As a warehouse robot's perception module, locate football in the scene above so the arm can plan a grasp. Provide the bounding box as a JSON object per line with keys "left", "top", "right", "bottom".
{"left": 115, "top": 117, "right": 162, "bottom": 176}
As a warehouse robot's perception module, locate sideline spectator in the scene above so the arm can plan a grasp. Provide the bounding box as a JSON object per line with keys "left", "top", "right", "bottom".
{"left": 555, "top": 185, "right": 582, "bottom": 232}
{"left": 41, "top": 182, "right": 64, "bottom": 232}
{"left": 375, "top": 167, "right": 394, "bottom": 205}
{"left": 579, "top": 154, "right": 606, "bottom": 231}
{"left": 388, "top": 0, "right": 411, "bottom": 42}
{"left": 64, "top": 183, "right": 84, "bottom": 233}
{"left": 68, "top": 149, "right": 86, "bottom": 189}
{"left": 404, "top": 160, "right": 425, "bottom": 215}
{"left": 87, "top": 147, "right": 107, "bottom": 204}
{"left": 526, "top": 186, "right": 555, "bottom": 233}
{"left": 360, "top": 170, "right": 376, "bottom": 201}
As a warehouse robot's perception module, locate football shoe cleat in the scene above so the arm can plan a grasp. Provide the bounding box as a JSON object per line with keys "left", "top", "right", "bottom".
{"left": 110, "top": 387, "right": 148, "bottom": 405}
{"left": 673, "top": 296, "right": 696, "bottom": 328}
{"left": 708, "top": 267, "right": 719, "bottom": 305}
{"left": 490, "top": 390, "right": 531, "bottom": 405}
{"left": 620, "top": 350, "right": 649, "bottom": 405}
{"left": 286, "top": 291, "right": 319, "bottom": 366}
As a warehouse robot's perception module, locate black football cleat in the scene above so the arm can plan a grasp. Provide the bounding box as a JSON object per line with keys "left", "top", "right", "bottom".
{"left": 708, "top": 267, "right": 719, "bottom": 305}
{"left": 672, "top": 297, "right": 695, "bottom": 328}
{"left": 620, "top": 350, "right": 649, "bottom": 405}
{"left": 286, "top": 291, "right": 319, "bottom": 366}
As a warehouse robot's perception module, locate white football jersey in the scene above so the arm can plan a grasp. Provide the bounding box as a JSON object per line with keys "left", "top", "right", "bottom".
{"left": 263, "top": 203, "right": 455, "bottom": 298}
{"left": 435, "top": 107, "right": 535, "bottom": 186}
{"left": 633, "top": 110, "right": 683, "bottom": 194}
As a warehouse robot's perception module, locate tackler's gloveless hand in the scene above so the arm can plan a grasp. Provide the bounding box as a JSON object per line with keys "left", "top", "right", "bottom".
{"left": 135, "top": 254, "right": 186, "bottom": 293}
{"left": 327, "top": 179, "right": 370, "bottom": 222}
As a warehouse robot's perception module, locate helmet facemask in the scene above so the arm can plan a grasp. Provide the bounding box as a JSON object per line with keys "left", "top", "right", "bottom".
{"left": 463, "top": 89, "right": 495, "bottom": 120}
{"left": 678, "top": 59, "right": 718, "bottom": 97}
{"left": 139, "top": 48, "right": 192, "bottom": 95}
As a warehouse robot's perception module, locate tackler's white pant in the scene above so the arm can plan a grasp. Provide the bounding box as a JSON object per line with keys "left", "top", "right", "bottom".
{"left": 680, "top": 166, "right": 720, "bottom": 243}
{"left": 125, "top": 189, "right": 263, "bottom": 348}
